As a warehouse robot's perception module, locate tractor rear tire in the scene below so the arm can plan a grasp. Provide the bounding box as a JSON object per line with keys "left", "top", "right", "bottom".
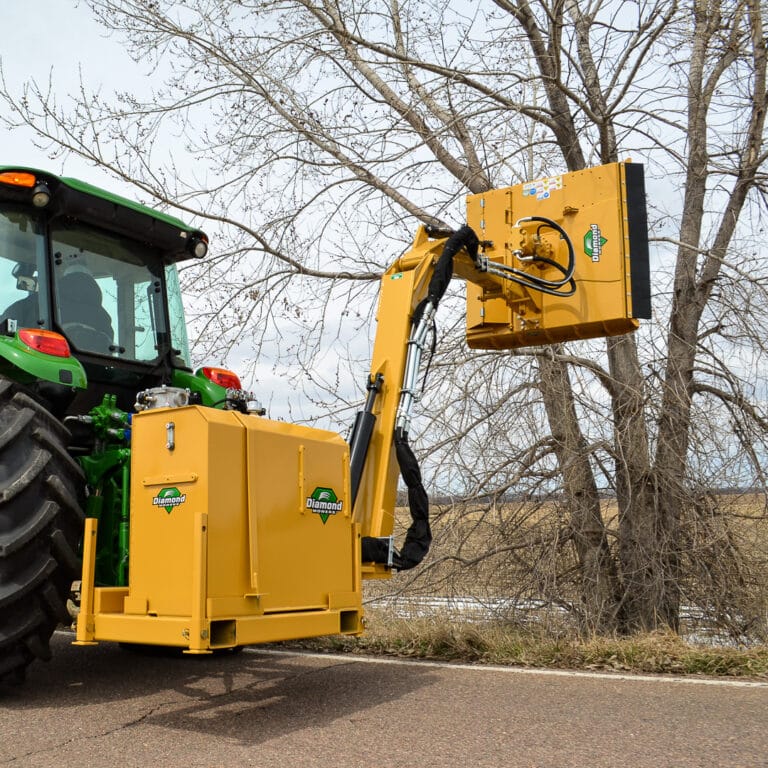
{"left": 0, "top": 380, "right": 84, "bottom": 684}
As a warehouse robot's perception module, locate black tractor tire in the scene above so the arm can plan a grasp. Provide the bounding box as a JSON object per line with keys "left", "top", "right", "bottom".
{"left": 0, "top": 379, "right": 84, "bottom": 684}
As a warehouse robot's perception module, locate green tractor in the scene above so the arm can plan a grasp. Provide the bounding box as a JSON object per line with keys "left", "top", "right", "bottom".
{"left": 0, "top": 167, "right": 250, "bottom": 682}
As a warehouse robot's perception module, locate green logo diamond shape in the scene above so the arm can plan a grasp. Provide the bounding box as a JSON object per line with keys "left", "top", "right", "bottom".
{"left": 584, "top": 224, "right": 607, "bottom": 262}
{"left": 152, "top": 486, "right": 187, "bottom": 514}
{"left": 306, "top": 486, "right": 343, "bottom": 524}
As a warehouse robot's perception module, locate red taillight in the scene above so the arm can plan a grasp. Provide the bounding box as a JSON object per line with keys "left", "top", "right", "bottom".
{"left": 19, "top": 328, "right": 71, "bottom": 358}
{"left": 200, "top": 366, "right": 241, "bottom": 389}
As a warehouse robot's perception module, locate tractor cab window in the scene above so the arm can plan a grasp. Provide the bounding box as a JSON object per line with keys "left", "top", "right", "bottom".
{"left": 165, "top": 264, "right": 191, "bottom": 368}
{"left": 0, "top": 206, "right": 48, "bottom": 331}
{"left": 50, "top": 224, "right": 169, "bottom": 362}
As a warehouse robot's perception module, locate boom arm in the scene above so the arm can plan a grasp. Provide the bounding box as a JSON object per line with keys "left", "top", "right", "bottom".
{"left": 350, "top": 161, "right": 650, "bottom": 577}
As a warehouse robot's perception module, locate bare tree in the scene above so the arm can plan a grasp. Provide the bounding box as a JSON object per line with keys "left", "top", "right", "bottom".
{"left": 2, "top": 0, "right": 766, "bottom": 633}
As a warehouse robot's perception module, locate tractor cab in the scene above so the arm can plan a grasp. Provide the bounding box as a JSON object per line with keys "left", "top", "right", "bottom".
{"left": 0, "top": 168, "right": 211, "bottom": 416}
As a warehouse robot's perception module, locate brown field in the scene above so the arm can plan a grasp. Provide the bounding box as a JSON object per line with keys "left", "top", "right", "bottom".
{"left": 362, "top": 492, "right": 768, "bottom": 645}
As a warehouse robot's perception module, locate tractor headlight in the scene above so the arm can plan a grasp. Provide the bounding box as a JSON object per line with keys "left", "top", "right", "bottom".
{"left": 31, "top": 182, "right": 51, "bottom": 208}
{"left": 188, "top": 234, "right": 208, "bottom": 259}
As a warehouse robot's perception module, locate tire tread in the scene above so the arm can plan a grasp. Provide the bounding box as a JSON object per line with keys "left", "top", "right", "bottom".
{"left": 0, "top": 381, "right": 84, "bottom": 683}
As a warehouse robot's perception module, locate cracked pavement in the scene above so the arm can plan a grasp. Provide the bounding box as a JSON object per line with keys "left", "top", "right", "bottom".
{"left": 1, "top": 631, "right": 767, "bottom": 767}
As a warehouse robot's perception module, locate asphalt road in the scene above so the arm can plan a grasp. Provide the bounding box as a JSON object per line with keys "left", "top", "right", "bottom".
{"left": 1, "top": 631, "right": 767, "bottom": 768}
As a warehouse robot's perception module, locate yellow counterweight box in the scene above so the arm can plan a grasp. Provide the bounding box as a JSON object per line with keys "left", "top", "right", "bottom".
{"left": 76, "top": 405, "right": 363, "bottom": 652}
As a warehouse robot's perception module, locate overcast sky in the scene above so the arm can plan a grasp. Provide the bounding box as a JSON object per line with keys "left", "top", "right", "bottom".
{"left": 0, "top": 2, "right": 696, "bottom": 418}
{"left": 0, "top": 3, "right": 328, "bottom": 412}
{"left": 1, "top": 2, "right": 141, "bottom": 187}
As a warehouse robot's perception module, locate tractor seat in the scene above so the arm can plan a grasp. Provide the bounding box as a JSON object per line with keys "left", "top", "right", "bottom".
{"left": 57, "top": 272, "right": 115, "bottom": 351}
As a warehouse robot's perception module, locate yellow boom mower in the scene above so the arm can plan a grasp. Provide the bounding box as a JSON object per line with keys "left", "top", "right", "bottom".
{"left": 0, "top": 161, "right": 648, "bottom": 677}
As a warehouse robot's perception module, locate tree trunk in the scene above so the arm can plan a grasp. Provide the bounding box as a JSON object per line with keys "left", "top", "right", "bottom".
{"left": 608, "top": 335, "right": 672, "bottom": 630}
{"left": 538, "top": 351, "right": 621, "bottom": 631}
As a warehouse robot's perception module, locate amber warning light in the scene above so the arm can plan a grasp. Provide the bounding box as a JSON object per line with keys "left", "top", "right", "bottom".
{"left": 0, "top": 171, "right": 36, "bottom": 188}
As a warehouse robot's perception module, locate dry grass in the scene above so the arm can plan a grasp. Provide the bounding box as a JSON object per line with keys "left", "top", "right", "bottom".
{"left": 289, "top": 609, "right": 768, "bottom": 678}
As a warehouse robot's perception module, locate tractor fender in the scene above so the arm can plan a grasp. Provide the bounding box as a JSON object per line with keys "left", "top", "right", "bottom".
{"left": 0, "top": 334, "right": 87, "bottom": 390}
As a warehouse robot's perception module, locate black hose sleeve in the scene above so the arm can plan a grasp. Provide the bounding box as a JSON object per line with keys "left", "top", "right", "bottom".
{"left": 392, "top": 428, "right": 431, "bottom": 571}
{"left": 360, "top": 429, "right": 432, "bottom": 571}
{"left": 361, "top": 536, "right": 390, "bottom": 564}
{"left": 427, "top": 224, "right": 479, "bottom": 304}
{"left": 412, "top": 225, "right": 479, "bottom": 328}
